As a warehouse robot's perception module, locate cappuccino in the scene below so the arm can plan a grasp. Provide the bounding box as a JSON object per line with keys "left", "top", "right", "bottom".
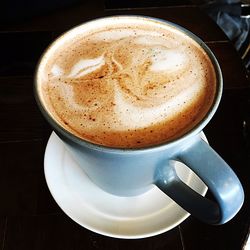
{"left": 37, "top": 16, "right": 216, "bottom": 148}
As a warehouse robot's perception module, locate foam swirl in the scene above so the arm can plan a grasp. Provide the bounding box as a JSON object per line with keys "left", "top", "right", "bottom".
{"left": 39, "top": 21, "right": 216, "bottom": 148}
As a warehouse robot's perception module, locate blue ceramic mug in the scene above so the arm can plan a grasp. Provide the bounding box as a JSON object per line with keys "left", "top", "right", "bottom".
{"left": 35, "top": 16, "right": 244, "bottom": 225}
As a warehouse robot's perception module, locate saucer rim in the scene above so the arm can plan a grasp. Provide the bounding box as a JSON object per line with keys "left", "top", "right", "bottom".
{"left": 44, "top": 132, "right": 207, "bottom": 239}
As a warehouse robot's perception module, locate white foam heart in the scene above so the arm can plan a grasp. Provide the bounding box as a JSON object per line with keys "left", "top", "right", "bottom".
{"left": 68, "top": 55, "right": 105, "bottom": 78}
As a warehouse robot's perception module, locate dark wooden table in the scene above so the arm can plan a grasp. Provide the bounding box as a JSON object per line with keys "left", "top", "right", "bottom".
{"left": 0, "top": 1, "right": 249, "bottom": 249}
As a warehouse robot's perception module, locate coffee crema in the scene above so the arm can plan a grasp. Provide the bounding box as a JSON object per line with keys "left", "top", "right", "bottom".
{"left": 37, "top": 17, "right": 217, "bottom": 148}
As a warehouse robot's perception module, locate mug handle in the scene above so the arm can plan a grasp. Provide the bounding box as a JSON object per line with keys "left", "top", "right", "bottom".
{"left": 155, "top": 136, "right": 244, "bottom": 224}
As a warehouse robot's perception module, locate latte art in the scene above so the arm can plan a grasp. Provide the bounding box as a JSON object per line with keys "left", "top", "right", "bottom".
{"left": 38, "top": 17, "right": 216, "bottom": 148}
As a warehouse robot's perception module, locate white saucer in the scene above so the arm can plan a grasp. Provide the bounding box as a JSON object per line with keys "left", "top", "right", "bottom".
{"left": 44, "top": 132, "right": 207, "bottom": 239}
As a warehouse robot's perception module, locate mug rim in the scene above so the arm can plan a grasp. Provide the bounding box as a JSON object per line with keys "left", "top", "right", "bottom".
{"left": 34, "top": 15, "right": 223, "bottom": 153}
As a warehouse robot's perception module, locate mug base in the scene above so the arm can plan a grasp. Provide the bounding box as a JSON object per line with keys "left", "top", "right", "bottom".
{"left": 44, "top": 132, "right": 207, "bottom": 239}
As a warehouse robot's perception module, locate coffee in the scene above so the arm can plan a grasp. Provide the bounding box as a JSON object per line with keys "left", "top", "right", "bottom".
{"left": 37, "top": 16, "right": 216, "bottom": 148}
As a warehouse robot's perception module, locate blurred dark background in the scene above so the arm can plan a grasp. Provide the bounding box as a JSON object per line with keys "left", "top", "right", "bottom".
{"left": 0, "top": 0, "right": 249, "bottom": 72}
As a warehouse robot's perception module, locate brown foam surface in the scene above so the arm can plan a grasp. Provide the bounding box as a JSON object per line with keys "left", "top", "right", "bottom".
{"left": 38, "top": 17, "right": 216, "bottom": 148}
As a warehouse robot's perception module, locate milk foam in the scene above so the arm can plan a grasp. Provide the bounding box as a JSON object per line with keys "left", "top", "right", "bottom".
{"left": 91, "top": 29, "right": 164, "bottom": 41}
{"left": 51, "top": 65, "right": 64, "bottom": 76}
{"left": 114, "top": 83, "right": 200, "bottom": 128}
{"left": 68, "top": 55, "right": 105, "bottom": 78}
{"left": 38, "top": 17, "right": 216, "bottom": 148}
{"left": 149, "top": 49, "right": 186, "bottom": 71}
